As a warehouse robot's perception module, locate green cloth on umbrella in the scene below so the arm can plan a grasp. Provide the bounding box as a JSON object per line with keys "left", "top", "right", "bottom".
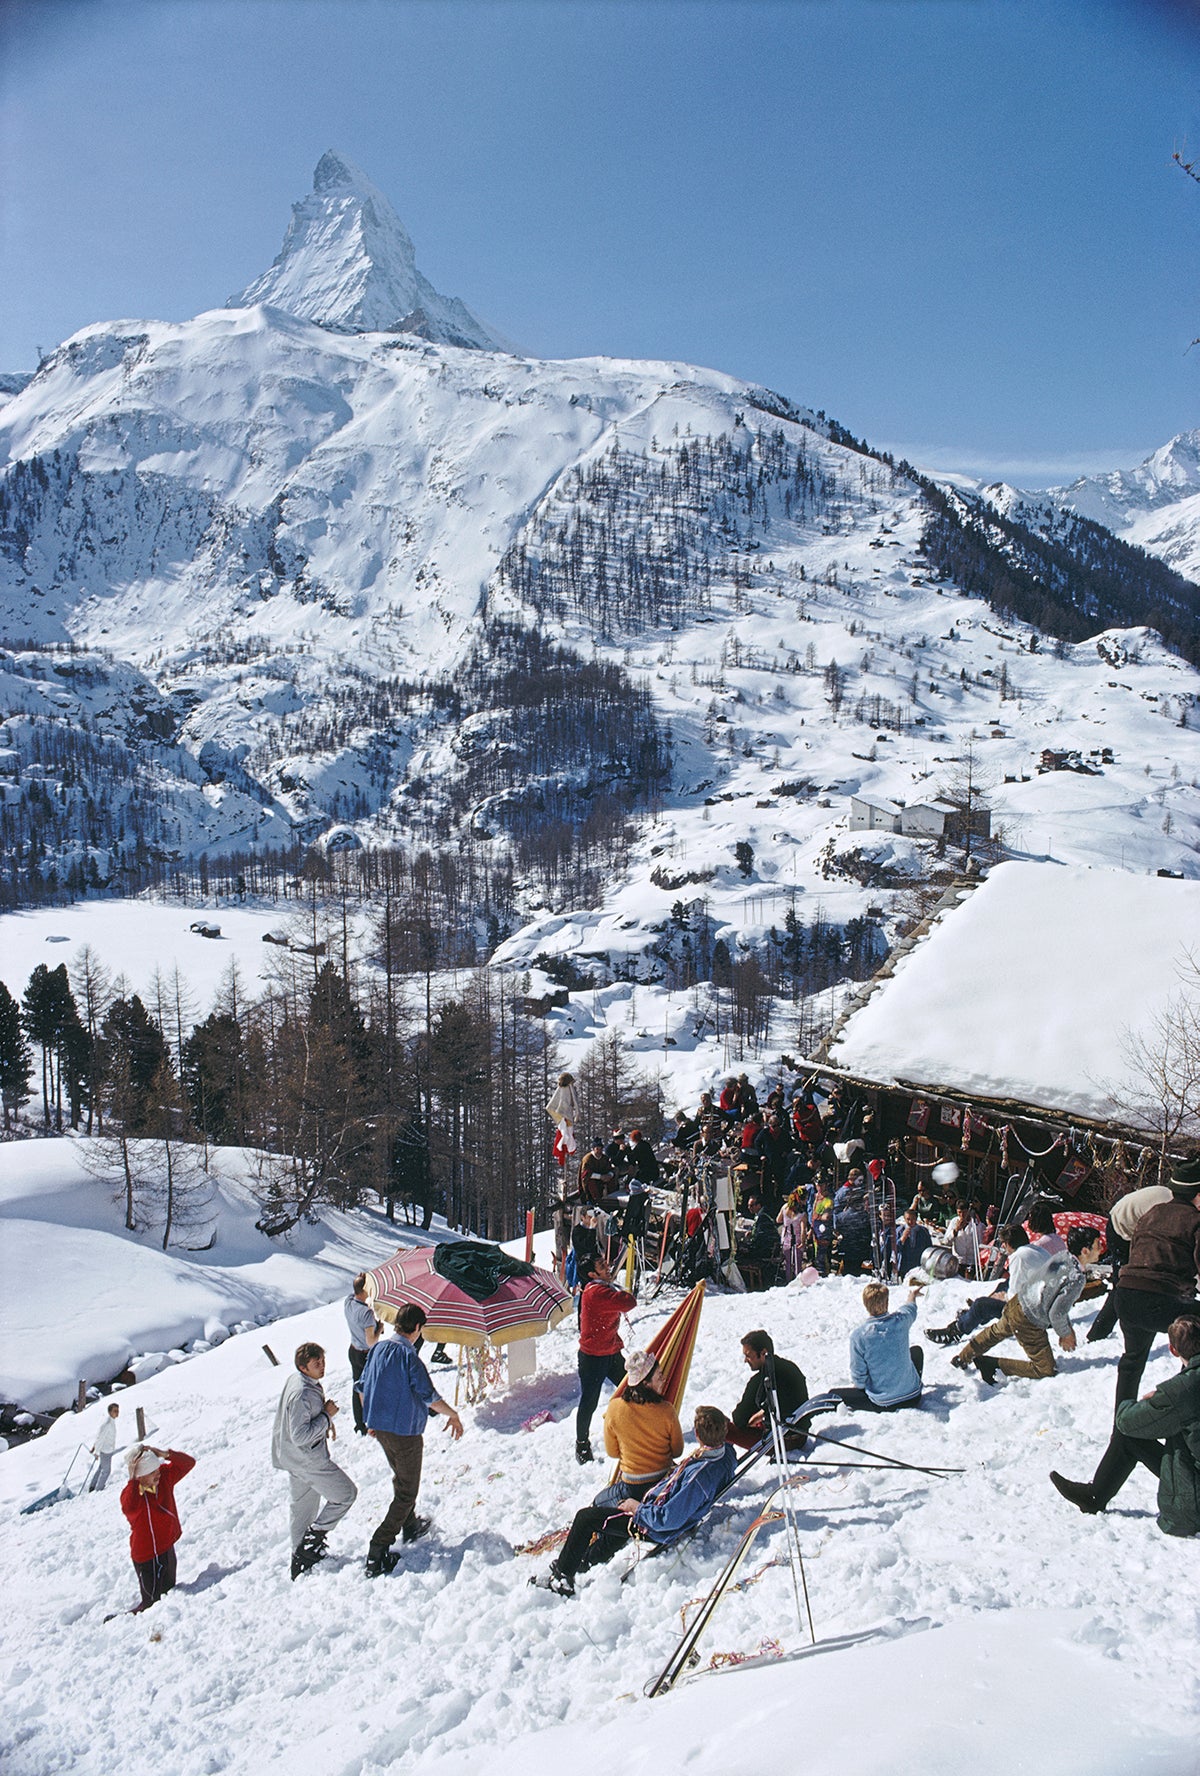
{"left": 432, "top": 1240, "right": 536, "bottom": 1302}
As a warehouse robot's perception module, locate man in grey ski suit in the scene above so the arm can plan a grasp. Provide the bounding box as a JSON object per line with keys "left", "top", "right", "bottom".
{"left": 271, "top": 1341, "right": 357, "bottom": 1577}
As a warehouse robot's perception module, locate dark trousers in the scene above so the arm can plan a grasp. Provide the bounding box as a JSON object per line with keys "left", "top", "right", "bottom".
{"left": 1115, "top": 1288, "right": 1197, "bottom": 1409}
{"left": 576, "top": 1351, "right": 625, "bottom": 1444}
{"left": 132, "top": 1546, "right": 177, "bottom": 1612}
{"left": 370, "top": 1430, "right": 423, "bottom": 1552}
{"left": 833, "top": 1346, "right": 924, "bottom": 1413}
{"left": 956, "top": 1295, "right": 1005, "bottom": 1336}
{"left": 557, "top": 1503, "right": 634, "bottom": 1580}
{"left": 1092, "top": 1426, "right": 1165, "bottom": 1506}
{"left": 349, "top": 1345, "right": 368, "bottom": 1434}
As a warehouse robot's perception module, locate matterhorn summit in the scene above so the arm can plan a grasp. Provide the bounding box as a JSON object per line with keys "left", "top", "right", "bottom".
{"left": 229, "top": 150, "right": 504, "bottom": 349}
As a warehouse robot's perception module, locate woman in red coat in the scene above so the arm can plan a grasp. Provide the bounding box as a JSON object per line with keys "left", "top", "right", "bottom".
{"left": 120, "top": 1445, "right": 196, "bottom": 1612}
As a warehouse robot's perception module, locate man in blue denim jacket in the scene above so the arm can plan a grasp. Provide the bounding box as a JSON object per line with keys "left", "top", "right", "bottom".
{"left": 532, "top": 1406, "right": 736, "bottom": 1596}
{"left": 360, "top": 1304, "right": 463, "bottom": 1577}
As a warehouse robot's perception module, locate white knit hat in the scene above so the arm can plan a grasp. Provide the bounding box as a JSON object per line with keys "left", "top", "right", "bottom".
{"left": 126, "top": 1445, "right": 162, "bottom": 1481}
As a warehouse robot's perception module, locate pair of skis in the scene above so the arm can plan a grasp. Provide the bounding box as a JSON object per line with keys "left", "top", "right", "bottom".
{"left": 644, "top": 1401, "right": 963, "bottom": 1696}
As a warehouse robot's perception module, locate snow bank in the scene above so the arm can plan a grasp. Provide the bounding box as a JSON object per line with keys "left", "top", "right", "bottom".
{"left": 0, "top": 1139, "right": 440, "bottom": 1411}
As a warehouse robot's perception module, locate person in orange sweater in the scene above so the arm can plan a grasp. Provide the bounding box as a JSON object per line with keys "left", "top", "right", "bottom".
{"left": 576, "top": 1258, "right": 636, "bottom": 1464}
{"left": 119, "top": 1445, "right": 196, "bottom": 1613}
{"left": 601, "top": 1351, "right": 684, "bottom": 1501}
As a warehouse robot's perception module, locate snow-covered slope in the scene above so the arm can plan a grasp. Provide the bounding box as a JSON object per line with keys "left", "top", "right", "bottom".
{"left": 0, "top": 1138, "right": 440, "bottom": 1412}
{"left": 0, "top": 1259, "right": 1195, "bottom": 1776}
{"left": 230, "top": 150, "right": 504, "bottom": 349}
{"left": 991, "top": 430, "right": 1200, "bottom": 581}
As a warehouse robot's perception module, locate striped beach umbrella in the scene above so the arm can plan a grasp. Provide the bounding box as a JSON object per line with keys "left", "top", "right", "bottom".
{"left": 365, "top": 1246, "right": 572, "bottom": 1349}
{"left": 614, "top": 1280, "right": 707, "bottom": 1415}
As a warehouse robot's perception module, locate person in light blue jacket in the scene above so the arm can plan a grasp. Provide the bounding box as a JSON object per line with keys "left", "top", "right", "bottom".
{"left": 532, "top": 1406, "right": 736, "bottom": 1596}
{"left": 832, "top": 1281, "right": 926, "bottom": 1412}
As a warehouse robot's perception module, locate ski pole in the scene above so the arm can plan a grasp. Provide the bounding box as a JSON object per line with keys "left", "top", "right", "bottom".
{"left": 802, "top": 1424, "right": 963, "bottom": 1475}
{"left": 764, "top": 1354, "right": 816, "bottom": 1645}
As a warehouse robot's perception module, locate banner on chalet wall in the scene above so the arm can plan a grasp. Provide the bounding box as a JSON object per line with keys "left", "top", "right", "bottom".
{"left": 1056, "top": 1156, "right": 1092, "bottom": 1198}
{"left": 907, "top": 1099, "right": 931, "bottom": 1133}
{"left": 939, "top": 1105, "right": 962, "bottom": 1129}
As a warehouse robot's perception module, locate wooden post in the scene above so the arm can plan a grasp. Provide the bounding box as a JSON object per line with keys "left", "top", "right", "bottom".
{"left": 136, "top": 1406, "right": 147, "bottom": 1441}
{"left": 524, "top": 1209, "right": 534, "bottom": 1263}
{"left": 262, "top": 1343, "right": 279, "bottom": 1366}
{"left": 74, "top": 1380, "right": 87, "bottom": 1414}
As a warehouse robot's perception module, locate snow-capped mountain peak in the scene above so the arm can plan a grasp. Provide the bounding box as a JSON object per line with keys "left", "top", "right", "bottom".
{"left": 228, "top": 150, "right": 504, "bottom": 350}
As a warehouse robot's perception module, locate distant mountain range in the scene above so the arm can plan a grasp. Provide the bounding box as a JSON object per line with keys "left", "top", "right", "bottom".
{"left": 0, "top": 152, "right": 1197, "bottom": 913}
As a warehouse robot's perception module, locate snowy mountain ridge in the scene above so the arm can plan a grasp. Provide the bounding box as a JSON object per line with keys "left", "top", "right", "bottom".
{"left": 987, "top": 429, "right": 1200, "bottom": 582}
{"left": 0, "top": 156, "right": 1198, "bottom": 923}
{"left": 229, "top": 150, "right": 504, "bottom": 349}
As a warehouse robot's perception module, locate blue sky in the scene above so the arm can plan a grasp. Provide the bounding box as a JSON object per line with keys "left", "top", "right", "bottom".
{"left": 1, "top": 0, "right": 1197, "bottom": 483}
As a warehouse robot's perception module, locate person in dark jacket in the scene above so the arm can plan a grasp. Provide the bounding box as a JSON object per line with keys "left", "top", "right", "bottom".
{"left": 531, "top": 1406, "right": 736, "bottom": 1595}
{"left": 625, "top": 1129, "right": 660, "bottom": 1187}
{"left": 834, "top": 1172, "right": 872, "bottom": 1274}
{"left": 737, "top": 1193, "right": 783, "bottom": 1286}
{"left": 360, "top": 1305, "right": 463, "bottom": 1577}
{"left": 119, "top": 1445, "right": 196, "bottom": 1612}
{"left": 726, "top": 1329, "right": 809, "bottom": 1449}
{"left": 1051, "top": 1313, "right": 1200, "bottom": 1535}
{"left": 895, "top": 1204, "right": 934, "bottom": 1277}
{"left": 1110, "top": 1159, "right": 1200, "bottom": 1409}
{"left": 753, "top": 1113, "right": 793, "bottom": 1208}
{"left": 575, "top": 1258, "right": 636, "bottom": 1463}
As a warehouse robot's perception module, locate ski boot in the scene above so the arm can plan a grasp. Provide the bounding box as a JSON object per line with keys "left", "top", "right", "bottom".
{"left": 430, "top": 1344, "right": 454, "bottom": 1367}
{"left": 529, "top": 1562, "right": 575, "bottom": 1597}
{"left": 575, "top": 1439, "right": 594, "bottom": 1465}
{"left": 925, "top": 1322, "right": 964, "bottom": 1346}
{"left": 364, "top": 1544, "right": 401, "bottom": 1579}
{"left": 290, "top": 1528, "right": 327, "bottom": 1580}
{"left": 1050, "top": 1471, "right": 1101, "bottom": 1514}
{"left": 402, "top": 1514, "right": 432, "bottom": 1544}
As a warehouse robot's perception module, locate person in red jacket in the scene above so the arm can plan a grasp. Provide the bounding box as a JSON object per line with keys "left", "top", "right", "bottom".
{"left": 119, "top": 1444, "right": 196, "bottom": 1613}
{"left": 576, "top": 1257, "right": 636, "bottom": 1465}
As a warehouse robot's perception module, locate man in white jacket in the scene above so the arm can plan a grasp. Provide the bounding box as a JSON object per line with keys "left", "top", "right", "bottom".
{"left": 271, "top": 1342, "right": 358, "bottom": 1578}
{"left": 88, "top": 1401, "right": 120, "bottom": 1491}
{"left": 952, "top": 1224, "right": 1102, "bottom": 1385}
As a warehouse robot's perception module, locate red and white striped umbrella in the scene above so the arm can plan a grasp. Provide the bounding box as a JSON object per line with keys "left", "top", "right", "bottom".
{"left": 365, "top": 1246, "right": 572, "bottom": 1349}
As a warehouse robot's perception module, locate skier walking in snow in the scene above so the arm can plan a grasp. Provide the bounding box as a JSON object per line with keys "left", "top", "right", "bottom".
{"left": 271, "top": 1342, "right": 358, "bottom": 1579}
{"left": 119, "top": 1444, "right": 195, "bottom": 1612}
{"left": 359, "top": 1304, "right": 464, "bottom": 1577}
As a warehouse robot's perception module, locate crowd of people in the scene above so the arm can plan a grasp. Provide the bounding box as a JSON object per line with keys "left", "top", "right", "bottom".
{"left": 106, "top": 1115, "right": 1200, "bottom": 1611}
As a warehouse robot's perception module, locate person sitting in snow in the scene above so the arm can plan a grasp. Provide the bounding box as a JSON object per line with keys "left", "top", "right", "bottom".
{"left": 952, "top": 1224, "right": 1101, "bottom": 1385}
{"left": 830, "top": 1281, "right": 926, "bottom": 1413}
{"left": 726, "top": 1329, "right": 809, "bottom": 1449}
{"left": 531, "top": 1406, "right": 735, "bottom": 1596}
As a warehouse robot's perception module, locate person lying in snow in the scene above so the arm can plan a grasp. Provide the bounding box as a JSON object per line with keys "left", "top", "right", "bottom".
{"left": 530, "top": 1406, "right": 736, "bottom": 1596}
{"left": 1050, "top": 1312, "right": 1200, "bottom": 1536}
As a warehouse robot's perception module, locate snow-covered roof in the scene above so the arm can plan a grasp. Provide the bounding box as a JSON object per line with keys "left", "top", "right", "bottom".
{"left": 852, "top": 794, "right": 902, "bottom": 817}
{"left": 827, "top": 861, "right": 1200, "bottom": 1126}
